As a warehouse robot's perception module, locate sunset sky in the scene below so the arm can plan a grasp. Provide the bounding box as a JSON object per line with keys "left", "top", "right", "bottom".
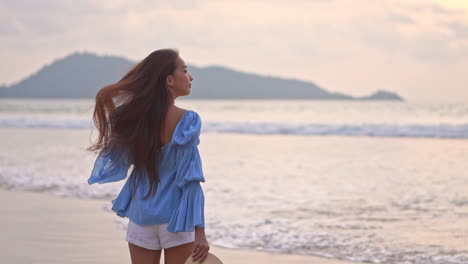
{"left": 1, "top": 0, "right": 467, "bottom": 102}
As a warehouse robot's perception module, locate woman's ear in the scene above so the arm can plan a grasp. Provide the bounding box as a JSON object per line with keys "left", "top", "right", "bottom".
{"left": 166, "top": 75, "right": 175, "bottom": 98}
{"left": 166, "top": 75, "right": 174, "bottom": 88}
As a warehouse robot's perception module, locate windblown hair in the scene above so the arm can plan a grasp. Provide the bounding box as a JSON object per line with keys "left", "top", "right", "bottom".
{"left": 87, "top": 49, "right": 180, "bottom": 200}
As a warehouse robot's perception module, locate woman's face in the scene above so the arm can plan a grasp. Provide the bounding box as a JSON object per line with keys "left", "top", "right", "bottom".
{"left": 167, "top": 57, "right": 193, "bottom": 98}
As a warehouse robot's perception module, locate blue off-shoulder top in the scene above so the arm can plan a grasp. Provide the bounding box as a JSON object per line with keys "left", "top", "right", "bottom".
{"left": 88, "top": 110, "right": 205, "bottom": 233}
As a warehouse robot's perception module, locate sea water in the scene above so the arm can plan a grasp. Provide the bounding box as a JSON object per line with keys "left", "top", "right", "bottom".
{"left": 0, "top": 99, "right": 467, "bottom": 264}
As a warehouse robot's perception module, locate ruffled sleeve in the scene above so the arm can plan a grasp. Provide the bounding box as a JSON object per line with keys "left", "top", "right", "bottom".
{"left": 88, "top": 107, "right": 132, "bottom": 185}
{"left": 167, "top": 111, "right": 206, "bottom": 232}
{"left": 87, "top": 147, "right": 131, "bottom": 185}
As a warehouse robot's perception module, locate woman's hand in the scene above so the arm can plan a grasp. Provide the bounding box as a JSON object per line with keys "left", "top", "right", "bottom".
{"left": 192, "top": 226, "right": 210, "bottom": 263}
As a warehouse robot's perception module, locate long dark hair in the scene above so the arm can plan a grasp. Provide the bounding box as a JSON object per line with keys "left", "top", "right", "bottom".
{"left": 87, "top": 48, "right": 180, "bottom": 200}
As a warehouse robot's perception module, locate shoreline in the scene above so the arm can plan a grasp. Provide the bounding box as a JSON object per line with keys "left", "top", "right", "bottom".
{"left": 0, "top": 188, "right": 358, "bottom": 264}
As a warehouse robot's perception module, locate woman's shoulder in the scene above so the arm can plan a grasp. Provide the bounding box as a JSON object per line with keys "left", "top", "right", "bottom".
{"left": 173, "top": 109, "right": 202, "bottom": 145}
{"left": 169, "top": 106, "right": 200, "bottom": 119}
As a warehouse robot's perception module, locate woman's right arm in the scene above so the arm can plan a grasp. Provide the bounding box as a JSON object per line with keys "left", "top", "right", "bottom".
{"left": 192, "top": 226, "right": 210, "bottom": 263}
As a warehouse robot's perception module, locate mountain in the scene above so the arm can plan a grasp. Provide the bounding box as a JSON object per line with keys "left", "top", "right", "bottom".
{"left": 0, "top": 53, "right": 133, "bottom": 98}
{"left": 358, "top": 90, "right": 403, "bottom": 100}
{"left": 186, "top": 65, "right": 354, "bottom": 99}
{"left": 0, "top": 52, "right": 403, "bottom": 101}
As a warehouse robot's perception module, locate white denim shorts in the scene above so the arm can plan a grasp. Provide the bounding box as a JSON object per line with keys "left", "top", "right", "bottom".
{"left": 126, "top": 219, "right": 195, "bottom": 250}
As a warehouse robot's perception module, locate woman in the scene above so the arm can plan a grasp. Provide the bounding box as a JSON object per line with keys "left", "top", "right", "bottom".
{"left": 87, "top": 49, "right": 210, "bottom": 264}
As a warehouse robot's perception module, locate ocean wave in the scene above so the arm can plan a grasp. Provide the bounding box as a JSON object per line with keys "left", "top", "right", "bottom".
{"left": 204, "top": 122, "right": 468, "bottom": 139}
{"left": 0, "top": 116, "right": 94, "bottom": 129}
{"left": 1, "top": 116, "right": 467, "bottom": 139}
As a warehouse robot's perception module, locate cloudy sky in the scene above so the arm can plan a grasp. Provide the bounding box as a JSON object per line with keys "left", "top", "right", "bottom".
{"left": 1, "top": 0, "right": 467, "bottom": 102}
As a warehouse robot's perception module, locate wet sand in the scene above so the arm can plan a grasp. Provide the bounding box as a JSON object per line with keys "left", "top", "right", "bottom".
{"left": 0, "top": 189, "right": 358, "bottom": 264}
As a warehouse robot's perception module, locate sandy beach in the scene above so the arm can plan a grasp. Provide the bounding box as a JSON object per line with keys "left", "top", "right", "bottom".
{"left": 0, "top": 189, "right": 358, "bottom": 264}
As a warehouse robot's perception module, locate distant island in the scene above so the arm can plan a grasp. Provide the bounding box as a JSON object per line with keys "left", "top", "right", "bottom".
{"left": 0, "top": 52, "right": 403, "bottom": 101}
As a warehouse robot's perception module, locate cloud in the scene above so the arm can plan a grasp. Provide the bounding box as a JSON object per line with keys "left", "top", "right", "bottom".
{"left": 388, "top": 12, "right": 414, "bottom": 24}
{"left": 361, "top": 28, "right": 468, "bottom": 63}
{"left": 0, "top": 0, "right": 204, "bottom": 36}
{"left": 349, "top": 1, "right": 468, "bottom": 64}
{"left": 444, "top": 22, "right": 468, "bottom": 39}
{"left": 431, "top": 4, "right": 466, "bottom": 15}
{"left": 0, "top": 0, "right": 109, "bottom": 35}
{"left": 0, "top": 14, "right": 19, "bottom": 36}
{"left": 0, "top": 24, "right": 17, "bottom": 35}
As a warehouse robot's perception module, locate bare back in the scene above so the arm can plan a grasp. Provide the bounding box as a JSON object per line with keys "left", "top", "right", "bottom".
{"left": 161, "top": 106, "right": 188, "bottom": 146}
